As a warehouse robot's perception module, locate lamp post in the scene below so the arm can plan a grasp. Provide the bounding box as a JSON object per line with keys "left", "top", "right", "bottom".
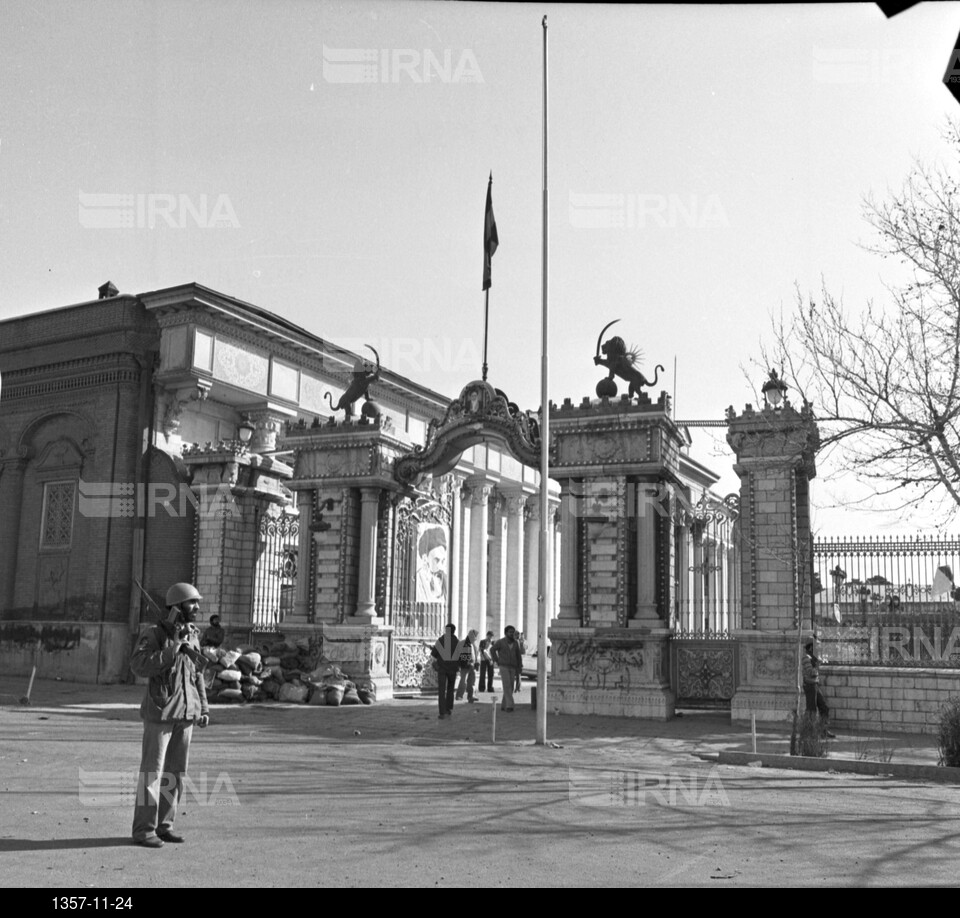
{"left": 761, "top": 369, "right": 788, "bottom": 409}
{"left": 237, "top": 418, "right": 255, "bottom": 446}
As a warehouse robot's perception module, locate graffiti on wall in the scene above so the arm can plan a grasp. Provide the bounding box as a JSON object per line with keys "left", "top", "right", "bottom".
{"left": 554, "top": 639, "right": 644, "bottom": 691}
{"left": 1, "top": 622, "right": 82, "bottom": 653}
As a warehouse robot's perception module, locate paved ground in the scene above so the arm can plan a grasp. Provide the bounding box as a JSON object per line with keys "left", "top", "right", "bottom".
{"left": 3, "top": 677, "right": 959, "bottom": 889}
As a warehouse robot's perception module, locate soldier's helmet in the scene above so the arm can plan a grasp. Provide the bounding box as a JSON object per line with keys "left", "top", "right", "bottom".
{"left": 165, "top": 582, "right": 202, "bottom": 608}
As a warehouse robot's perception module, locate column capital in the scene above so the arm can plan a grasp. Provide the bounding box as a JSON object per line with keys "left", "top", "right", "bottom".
{"left": 240, "top": 402, "right": 298, "bottom": 454}
{"left": 465, "top": 479, "right": 494, "bottom": 507}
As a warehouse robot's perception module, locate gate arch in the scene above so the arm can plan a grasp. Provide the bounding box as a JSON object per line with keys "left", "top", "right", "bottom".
{"left": 394, "top": 380, "right": 541, "bottom": 488}
{"left": 388, "top": 379, "right": 544, "bottom": 692}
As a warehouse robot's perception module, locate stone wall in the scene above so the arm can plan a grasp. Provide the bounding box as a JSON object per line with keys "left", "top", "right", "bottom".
{"left": 823, "top": 664, "right": 960, "bottom": 735}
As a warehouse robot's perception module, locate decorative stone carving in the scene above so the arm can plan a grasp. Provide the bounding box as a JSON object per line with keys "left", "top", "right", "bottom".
{"left": 394, "top": 380, "right": 540, "bottom": 487}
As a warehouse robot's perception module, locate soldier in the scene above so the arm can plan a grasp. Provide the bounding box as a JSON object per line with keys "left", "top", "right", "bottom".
{"left": 130, "top": 582, "right": 209, "bottom": 848}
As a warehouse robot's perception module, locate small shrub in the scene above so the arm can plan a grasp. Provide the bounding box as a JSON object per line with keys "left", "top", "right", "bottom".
{"left": 855, "top": 713, "right": 898, "bottom": 764}
{"left": 791, "top": 711, "right": 828, "bottom": 758}
{"left": 938, "top": 698, "right": 960, "bottom": 767}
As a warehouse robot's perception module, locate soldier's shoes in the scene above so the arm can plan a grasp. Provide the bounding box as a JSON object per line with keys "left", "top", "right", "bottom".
{"left": 135, "top": 836, "right": 164, "bottom": 848}
{"left": 158, "top": 831, "right": 185, "bottom": 843}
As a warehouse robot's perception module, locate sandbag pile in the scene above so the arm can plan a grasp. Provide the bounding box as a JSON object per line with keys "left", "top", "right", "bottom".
{"left": 202, "top": 638, "right": 375, "bottom": 706}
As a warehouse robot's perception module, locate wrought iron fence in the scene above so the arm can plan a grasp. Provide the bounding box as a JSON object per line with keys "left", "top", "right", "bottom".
{"left": 392, "top": 601, "right": 447, "bottom": 639}
{"left": 251, "top": 508, "right": 299, "bottom": 631}
{"left": 673, "top": 600, "right": 737, "bottom": 639}
{"left": 812, "top": 535, "right": 960, "bottom": 667}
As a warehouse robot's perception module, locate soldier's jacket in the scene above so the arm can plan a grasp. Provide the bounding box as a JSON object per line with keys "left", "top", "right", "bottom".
{"left": 131, "top": 621, "right": 209, "bottom": 723}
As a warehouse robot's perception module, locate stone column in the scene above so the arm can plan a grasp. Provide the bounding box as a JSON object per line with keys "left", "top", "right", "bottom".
{"left": 557, "top": 482, "right": 580, "bottom": 620}
{"left": 467, "top": 480, "right": 491, "bottom": 638}
{"left": 504, "top": 491, "right": 526, "bottom": 635}
{"left": 293, "top": 488, "right": 314, "bottom": 621}
{"left": 634, "top": 484, "right": 659, "bottom": 622}
{"left": 551, "top": 501, "right": 561, "bottom": 622}
{"left": 727, "top": 398, "right": 820, "bottom": 723}
{"left": 489, "top": 491, "right": 506, "bottom": 637}
{"left": 448, "top": 477, "right": 463, "bottom": 633}
{"left": 548, "top": 392, "right": 683, "bottom": 720}
{"left": 692, "top": 527, "right": 704, "bottom": 631}
{"left": 353, "top": 486, "right": 380, "bottom": 622}
{"left": 524, "top": 499, "right": 539, "bottom": 639}
{"left": 458, "top": 484, "right": 472, "bottom": 635}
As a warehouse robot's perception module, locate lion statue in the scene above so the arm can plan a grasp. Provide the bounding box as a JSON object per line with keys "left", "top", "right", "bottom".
{"left": 594, "top": 335, "right": 663, "bottom": 398}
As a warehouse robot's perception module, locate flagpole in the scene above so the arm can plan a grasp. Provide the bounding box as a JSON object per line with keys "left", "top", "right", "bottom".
{"left": 482, "top": 287, "right": 490, "bottom": 381}
{"left": 536, "top": 14, "right": 549, "bottom": 746}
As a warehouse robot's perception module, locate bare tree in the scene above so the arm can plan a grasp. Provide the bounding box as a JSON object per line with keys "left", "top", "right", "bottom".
{"left": 766, "top": 123, "right": 960, "bottom": 520}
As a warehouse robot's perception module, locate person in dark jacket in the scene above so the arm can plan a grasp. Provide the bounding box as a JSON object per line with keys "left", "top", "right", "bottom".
{"left": 130, "top": 582, "right": 209, "bottom": 848}
{"left": 491, "top": 625, "right": 523, "bottom": 712}
{"left": 478, "top": 630, "right": 496, "bottom": 693}
{"left": 802, "top": 640, "right": 835, "bottom": 737}
{"left": 201, "top": 614, "right": 224, "bottom": 648}
{"left": 431, "top": 623, "right": 461, "bottom": 719}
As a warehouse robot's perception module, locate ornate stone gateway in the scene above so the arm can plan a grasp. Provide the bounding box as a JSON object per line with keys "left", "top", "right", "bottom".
{"left": 279, "top": 378, "right": 542, "bottom": 699}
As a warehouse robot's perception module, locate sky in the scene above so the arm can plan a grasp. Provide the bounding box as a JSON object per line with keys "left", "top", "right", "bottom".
{"left": 2, "top": 1, "right": 960, "bottom": 536}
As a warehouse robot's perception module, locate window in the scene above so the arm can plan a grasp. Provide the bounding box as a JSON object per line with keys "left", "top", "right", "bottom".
{"left": 41, "top": 481, "right": 76, "bottom": 549}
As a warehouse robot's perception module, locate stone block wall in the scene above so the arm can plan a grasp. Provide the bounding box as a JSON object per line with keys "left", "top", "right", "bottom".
{"left": 823, "top": 664, "right": 960, "bottom": 735}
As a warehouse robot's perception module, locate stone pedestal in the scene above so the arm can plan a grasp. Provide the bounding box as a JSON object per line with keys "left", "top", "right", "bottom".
{"left": 726, "top": 398, "right": 819, "bottom": 724}
{"left": 549, "top": 624, "right": 674, "bottom": 719}
{"left": 729, "top": 630, "right": 803, "bottom": 722}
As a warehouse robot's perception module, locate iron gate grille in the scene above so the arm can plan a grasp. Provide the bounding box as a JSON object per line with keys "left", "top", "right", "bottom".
{"left": 252, "top": 507, "right": 299, "bottom": 631}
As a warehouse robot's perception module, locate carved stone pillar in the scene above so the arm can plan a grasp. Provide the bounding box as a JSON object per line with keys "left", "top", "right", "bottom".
{"left": 634, "top": 484, "right": 659, "bottom": 623}
{"left": 293, "top": 489, "right": 314, "bottom": 621}
{"left": 726, "top": 398, "right": 820, "bottom": 723}
{"left": 524, "top": 499, "right": 539, "bottom": 639}
{"left": 459, "top": 484, "right": 472, "bottom": 634}
{"left": 548, "top": 393, "right": 683, "bottom": 720}
{"left": 467, "top": 480, "right": 491, "bottom": 638}
{"left": 557, "top": 482, "right": 580, "bottom": 620}
{"left": 692, "top": 526, "right": 704, "bottom": 630}
{"left": 504, "top": 491, "right": 526, "bottom": 636}
{"left": 354, "top": 487, "right": 380, "bottom": 622}
{"left": 448, "top": 477, "right": 463, "bottom": 633}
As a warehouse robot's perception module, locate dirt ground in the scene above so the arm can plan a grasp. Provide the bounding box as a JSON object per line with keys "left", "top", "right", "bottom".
{"left": 3, "top": 677, "right": 958, "bottom": 889}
